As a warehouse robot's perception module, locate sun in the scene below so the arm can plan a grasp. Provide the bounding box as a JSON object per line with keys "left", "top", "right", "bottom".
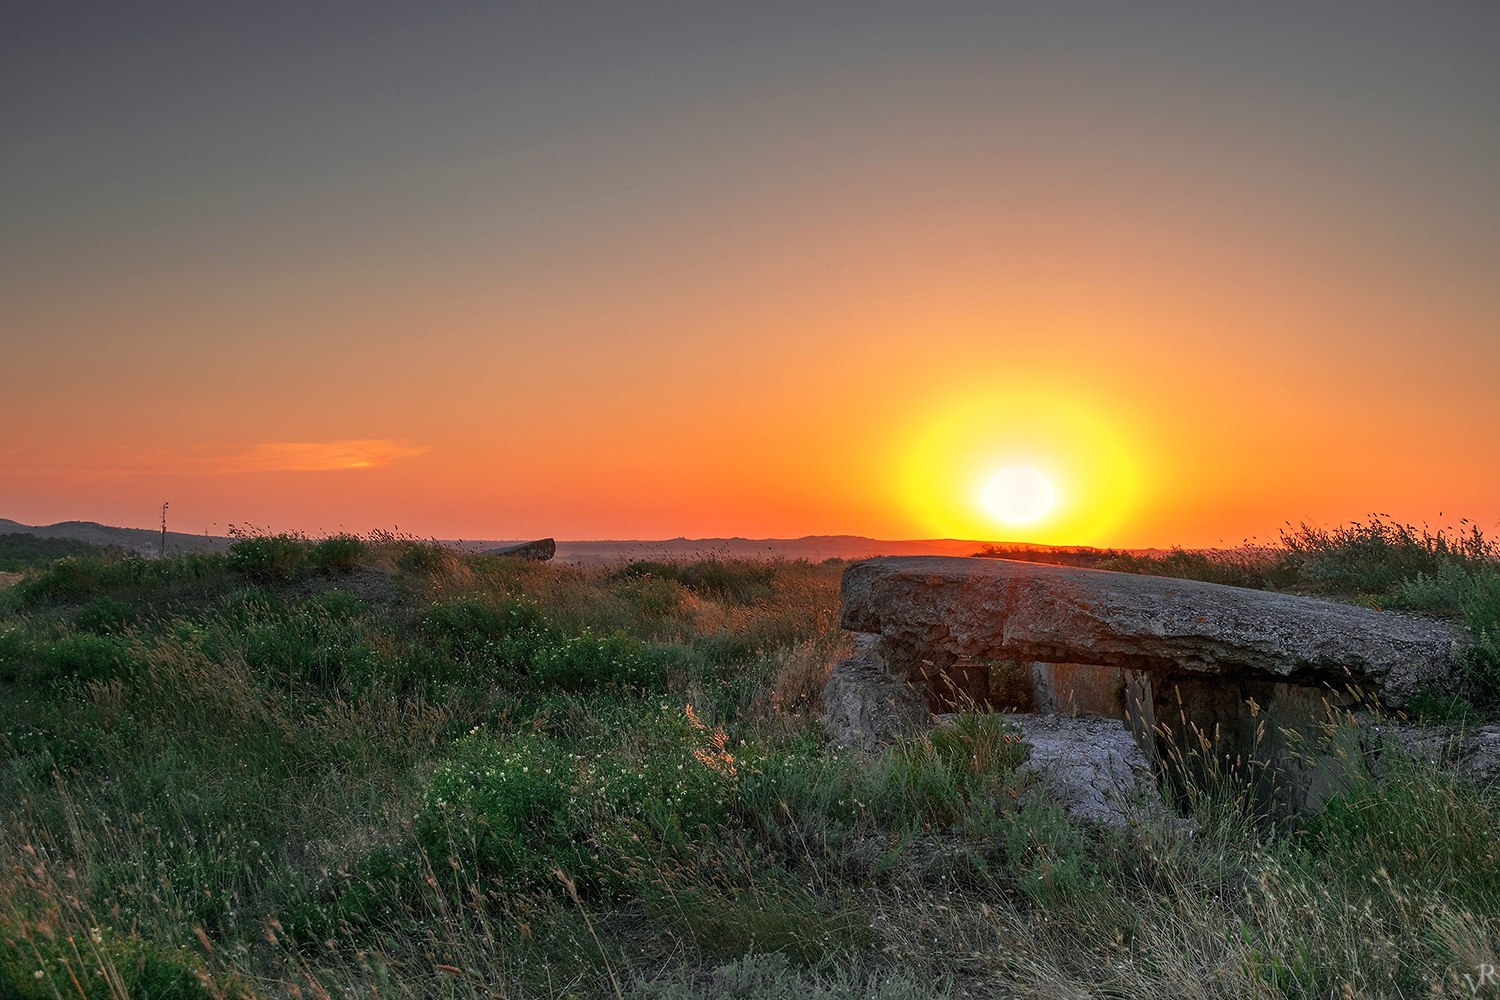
{"left": 982, "top": 466, "right": 1057, "bottom": 525}
{"left": 894, "top": 384, "right": 1143, "bottom": 544}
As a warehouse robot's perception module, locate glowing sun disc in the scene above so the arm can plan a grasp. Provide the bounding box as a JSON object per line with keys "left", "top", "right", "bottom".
{"left": 982, "top": 466, "right": 1057, "bottom": 524}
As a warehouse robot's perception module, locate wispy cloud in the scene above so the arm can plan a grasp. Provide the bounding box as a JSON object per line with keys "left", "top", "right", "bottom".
{"left": 208, "top": 439, "right": 428, "bottom": 474}
{"left": 0, "top": 440, "right": 429, "bottom": 479}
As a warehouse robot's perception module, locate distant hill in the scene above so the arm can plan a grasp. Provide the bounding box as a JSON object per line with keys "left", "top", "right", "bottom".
{"left": 0, "top": 518, "right": 1075, "bottom": 565}
{"left": 0, "top": 519, "right": 227, "bottom": 556}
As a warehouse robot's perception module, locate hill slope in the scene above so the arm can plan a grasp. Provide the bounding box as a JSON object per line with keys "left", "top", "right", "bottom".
{"left": 2, "top": 518, "right": 1022, "bottom": 563}
{"left": 0, "top": 518, "right": 226, "bottom": 555}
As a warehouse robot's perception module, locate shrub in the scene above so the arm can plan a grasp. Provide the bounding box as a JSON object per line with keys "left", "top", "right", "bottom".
{"left": 34, "top": 631, "right": 135, "bottom": 687}
{"left": 618, "top": 559, "right": 777, "bottom": 605}
{"left": 419, "top": 595, "right": 549, "bottom": 669}
{"left": 307, "top": 534, "right": 365, "bottom": 573}
{"left": 1389, "top": 560, "right": 1473, "bottom": 617}
{"left": 0, "top": 920, "right": 222, "bottom": 1000}
{"left": 422, "top": 732, "right": 588, "bottom": 888}
{"left": 736, "top": 734, "right": 860, "bottom": 849}
{"left": 1300, "top": 748, "right": 1500, "bottom": 911}
{"left": 12, "top": 555, "right": 107, "bottom": 604}
{"left": 96, "top": 553, "right": 226, "bottom": 590}
{"left": 12, "top": 552, "right": 231, "bottom": 612}
{"left": 75, "top": 594, "right": 138, "bottom": 634}
{"left": 423, "top": 708, "right": 738, "bottom": 894}
{"left": 1403, "top": 688, "right": 1475, "bottom": 722}
{"left": 591, "top": 705, "right": 738, "bottom": 846}
{"left": 225, "top": 533, "right": 307, "bottom": 581}
{"left": 0, "top": 625, "right": 33, "bottom": 682}
{"left": 1460, "top": 565, "right": 1500, "bottom": 701}
{"left": 998, "top": 795, "right": 1100, "bottom": 907}
{"left": 860, "top": 714, "right": 1029, "bottom": 831}
{"left": 530, "top": 629, "right": 667, "bottom": 690}
{"left": 1279, "top": 519, "right": 1476, "bottom": 599}
{"left": 396, "top": 541, "right": 450, "bottom": 575}
{"left": 207, "top": 594, "right": 380, "bottom": 693}
{"left": 279, "top": 845, "right": 422, "bottom": 943}
{"left": 736, "top": 714, "right": 1030, "bottom": 866}
{"left": 613, "top": 573, "right": 689, "bottom": 630}
{"left": 1394, "top": 561, "right": 1500, "bottom": 703}
{"left": 688, "top": 630, "right": 763, "bottom": 670}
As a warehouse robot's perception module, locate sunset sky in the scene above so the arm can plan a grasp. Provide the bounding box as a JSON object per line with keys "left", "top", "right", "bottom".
{"left": 4, "top": 3, "right": 1498, "bottom": 547}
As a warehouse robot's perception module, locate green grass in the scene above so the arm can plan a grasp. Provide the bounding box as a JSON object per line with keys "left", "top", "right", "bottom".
{"left": 0, "top": 523, "right": 1497, "bottom": 998}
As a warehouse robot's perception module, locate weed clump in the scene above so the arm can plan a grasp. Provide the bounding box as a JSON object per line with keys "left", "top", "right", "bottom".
{"left": 419, "top": 595, "right": 547, "bottom": 670}
{"left": 225, "top": 532, "right": 308, "bottom": 581}
{"left": 12, "top": 555, "right": 109, "bottom": 603}
{"left": 530, "top": 630, "right": 668, "bottom": 690}
{"left": 618, "top": 558, "right": 777, "bottom": 605}
{"left": 395, "top": 541, "right": 451, "bottom": 575}
{"left": 307, "top": 533, "right": 366, "bottom": 573}
{"left": 421, "top": 706, "right": 738, "bottom": 896}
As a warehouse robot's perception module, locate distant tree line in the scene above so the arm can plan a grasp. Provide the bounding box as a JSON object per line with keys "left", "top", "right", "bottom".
{"left": 0, "top": 532, "right": 113, "bottom": 572}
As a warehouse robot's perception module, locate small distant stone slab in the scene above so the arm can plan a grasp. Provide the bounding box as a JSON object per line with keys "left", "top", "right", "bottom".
{"left": 485, "top": 538, "right": 556, "bottom": 562}
{"left": 842, "top": 556, "right": 1467, "bottom": 703}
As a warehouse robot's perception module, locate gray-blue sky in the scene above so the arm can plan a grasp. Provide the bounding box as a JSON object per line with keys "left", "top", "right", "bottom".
{"left": 3, "top": 2, "right": 1498, "bottom": 541}
{"left": 8, "top": 3, "right": 1497, "bottom": 274}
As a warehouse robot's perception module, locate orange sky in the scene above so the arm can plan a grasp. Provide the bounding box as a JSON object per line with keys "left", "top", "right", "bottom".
{"left": 4, "top": 5, "right": 1498, "bottom": 547}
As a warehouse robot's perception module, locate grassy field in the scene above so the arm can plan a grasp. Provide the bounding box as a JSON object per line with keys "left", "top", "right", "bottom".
{"left": 1, "top": 523, "right": 1498, "bottom": 998}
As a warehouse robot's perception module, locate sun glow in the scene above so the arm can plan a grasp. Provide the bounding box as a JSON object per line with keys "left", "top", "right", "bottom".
{"left": 982, "top": 466, "right": 1057, "bottom": 524}
{"left": 894, "top": 384, "right": 1146, "bottom": 545}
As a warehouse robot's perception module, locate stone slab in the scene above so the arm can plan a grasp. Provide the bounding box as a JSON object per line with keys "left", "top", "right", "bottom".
{"left": 842, "top": 556, "right": 1467, "bottom": 704}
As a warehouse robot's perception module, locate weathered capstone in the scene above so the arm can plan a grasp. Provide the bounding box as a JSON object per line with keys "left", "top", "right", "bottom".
{"left": 842, "top": 556, "right": 1466, "bottom": 704}
{"left": 486, "top": 538, "right": 556, "bottom": 561}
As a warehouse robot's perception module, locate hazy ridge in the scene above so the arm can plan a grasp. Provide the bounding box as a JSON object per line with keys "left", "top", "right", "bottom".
{"left": 0, "top": 518, "right": 1030, "bottom": 564}
{"left": 0, "top": 518, "right": 226, "bottom": 555}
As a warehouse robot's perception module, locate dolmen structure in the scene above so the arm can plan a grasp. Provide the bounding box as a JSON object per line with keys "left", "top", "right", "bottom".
{"left": 824, "top": 556, "right": 1471, "bottom": 821}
